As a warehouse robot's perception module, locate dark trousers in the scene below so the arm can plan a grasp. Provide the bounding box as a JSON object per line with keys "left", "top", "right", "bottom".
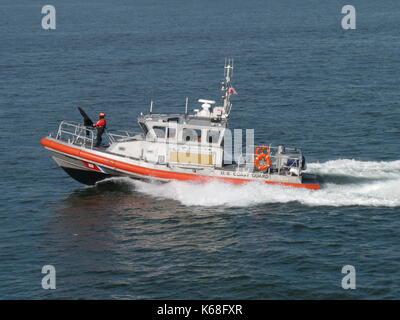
{"left": 95, "top": 127, "right": 104, "bottom": 147}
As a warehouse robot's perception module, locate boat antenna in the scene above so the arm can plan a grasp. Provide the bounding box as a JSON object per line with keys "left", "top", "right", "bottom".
{"left": 150, "top": 100, "right": 153, "bottom": 114}
{"left": 222, "top": 58, "right": 235, "bottom": 117}
{"left": 185, "top": 97, "right": 188, "bottom": 115}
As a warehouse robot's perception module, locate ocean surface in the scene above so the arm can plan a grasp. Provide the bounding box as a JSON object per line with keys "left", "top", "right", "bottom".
{"left": 1, "top": 0, "right": 400, "bottom": 299}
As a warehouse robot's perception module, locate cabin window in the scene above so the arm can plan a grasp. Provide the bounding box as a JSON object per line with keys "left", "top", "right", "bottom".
{"left": 139, "top": 122, "right": 149, "bottom": 136}
{"left": 206, "top": 130, "right": 220, "bottom": 144}
{"left": 167, "top": 127, "right": 176, "bottom": 139}
{"left": 182, "top": 128, "right": 202, "bottom": 143}
{"left": 152, "top": 126, "right": 166, "bottom": 138}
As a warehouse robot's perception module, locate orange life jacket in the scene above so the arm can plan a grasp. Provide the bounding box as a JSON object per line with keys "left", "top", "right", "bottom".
{"left": 94, "top": 118, "right": 106, "bottom": 128}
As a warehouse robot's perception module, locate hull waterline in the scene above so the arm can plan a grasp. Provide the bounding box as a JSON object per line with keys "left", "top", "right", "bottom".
{"left": 41, "top": 137, "right": 321, "bottom": 190}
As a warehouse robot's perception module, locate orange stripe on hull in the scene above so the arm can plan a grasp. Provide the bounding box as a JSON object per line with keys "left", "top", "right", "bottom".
{"left": 41, "top": 138, "right": 321, "bottom": 190}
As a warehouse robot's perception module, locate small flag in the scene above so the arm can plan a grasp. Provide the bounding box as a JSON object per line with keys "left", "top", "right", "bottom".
{"left": 228, "top": 86, "right": 238, "bottom": 95}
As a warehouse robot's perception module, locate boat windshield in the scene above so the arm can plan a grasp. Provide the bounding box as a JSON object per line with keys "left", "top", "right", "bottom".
{"left": 139, "top": 122, "right": 149, "bottom": 135}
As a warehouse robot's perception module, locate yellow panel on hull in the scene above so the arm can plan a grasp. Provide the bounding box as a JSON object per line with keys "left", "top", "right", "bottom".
{"left": 169, "top": 152, "right": 213, "bottom": 165}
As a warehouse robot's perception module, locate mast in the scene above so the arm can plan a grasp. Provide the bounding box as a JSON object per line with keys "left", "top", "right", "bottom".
{"left": 221, "top": 58, "right": 235, "bottom": 117}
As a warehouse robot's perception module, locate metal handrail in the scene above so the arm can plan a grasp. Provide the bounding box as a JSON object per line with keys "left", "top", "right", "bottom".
{"left": 237, "top": 145, "right": 304, "bottom": 175}
{"left": 56, "top": 120, "right": 96, "bottom": 149}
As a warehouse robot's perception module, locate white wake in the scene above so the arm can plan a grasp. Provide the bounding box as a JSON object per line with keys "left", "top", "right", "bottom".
{"left": 108, "top": 159, "right": 400, "bottom": 207}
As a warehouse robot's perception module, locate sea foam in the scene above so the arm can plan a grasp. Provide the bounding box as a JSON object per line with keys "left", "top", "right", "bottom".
{"left": 104, "top": 159, "right": 400, "bottom": 207}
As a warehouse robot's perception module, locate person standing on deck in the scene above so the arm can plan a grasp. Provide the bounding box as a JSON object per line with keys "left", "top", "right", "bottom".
{"left": 93, "top": 113, "right": 106, "bottom": 147}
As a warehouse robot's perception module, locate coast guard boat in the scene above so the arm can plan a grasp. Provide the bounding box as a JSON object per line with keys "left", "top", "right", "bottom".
{"left": 41, "top": 60, "right": 320, "bottom": 190}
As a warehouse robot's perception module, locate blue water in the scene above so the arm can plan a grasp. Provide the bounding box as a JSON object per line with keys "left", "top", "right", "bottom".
{"left": 1, "top": 0, "right": 400, "bottom": 299}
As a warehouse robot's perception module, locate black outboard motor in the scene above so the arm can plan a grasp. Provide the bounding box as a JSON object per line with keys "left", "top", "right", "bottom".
{"left": 301, "top": 155, "right": 307, "bottom": 170}
{"left": 288, "top": 156, "right": 307, "bottom": 170}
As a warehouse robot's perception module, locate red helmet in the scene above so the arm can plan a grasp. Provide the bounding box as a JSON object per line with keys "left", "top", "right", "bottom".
{"left": 99, "top": 113, "right": 106, "bottom": 117}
